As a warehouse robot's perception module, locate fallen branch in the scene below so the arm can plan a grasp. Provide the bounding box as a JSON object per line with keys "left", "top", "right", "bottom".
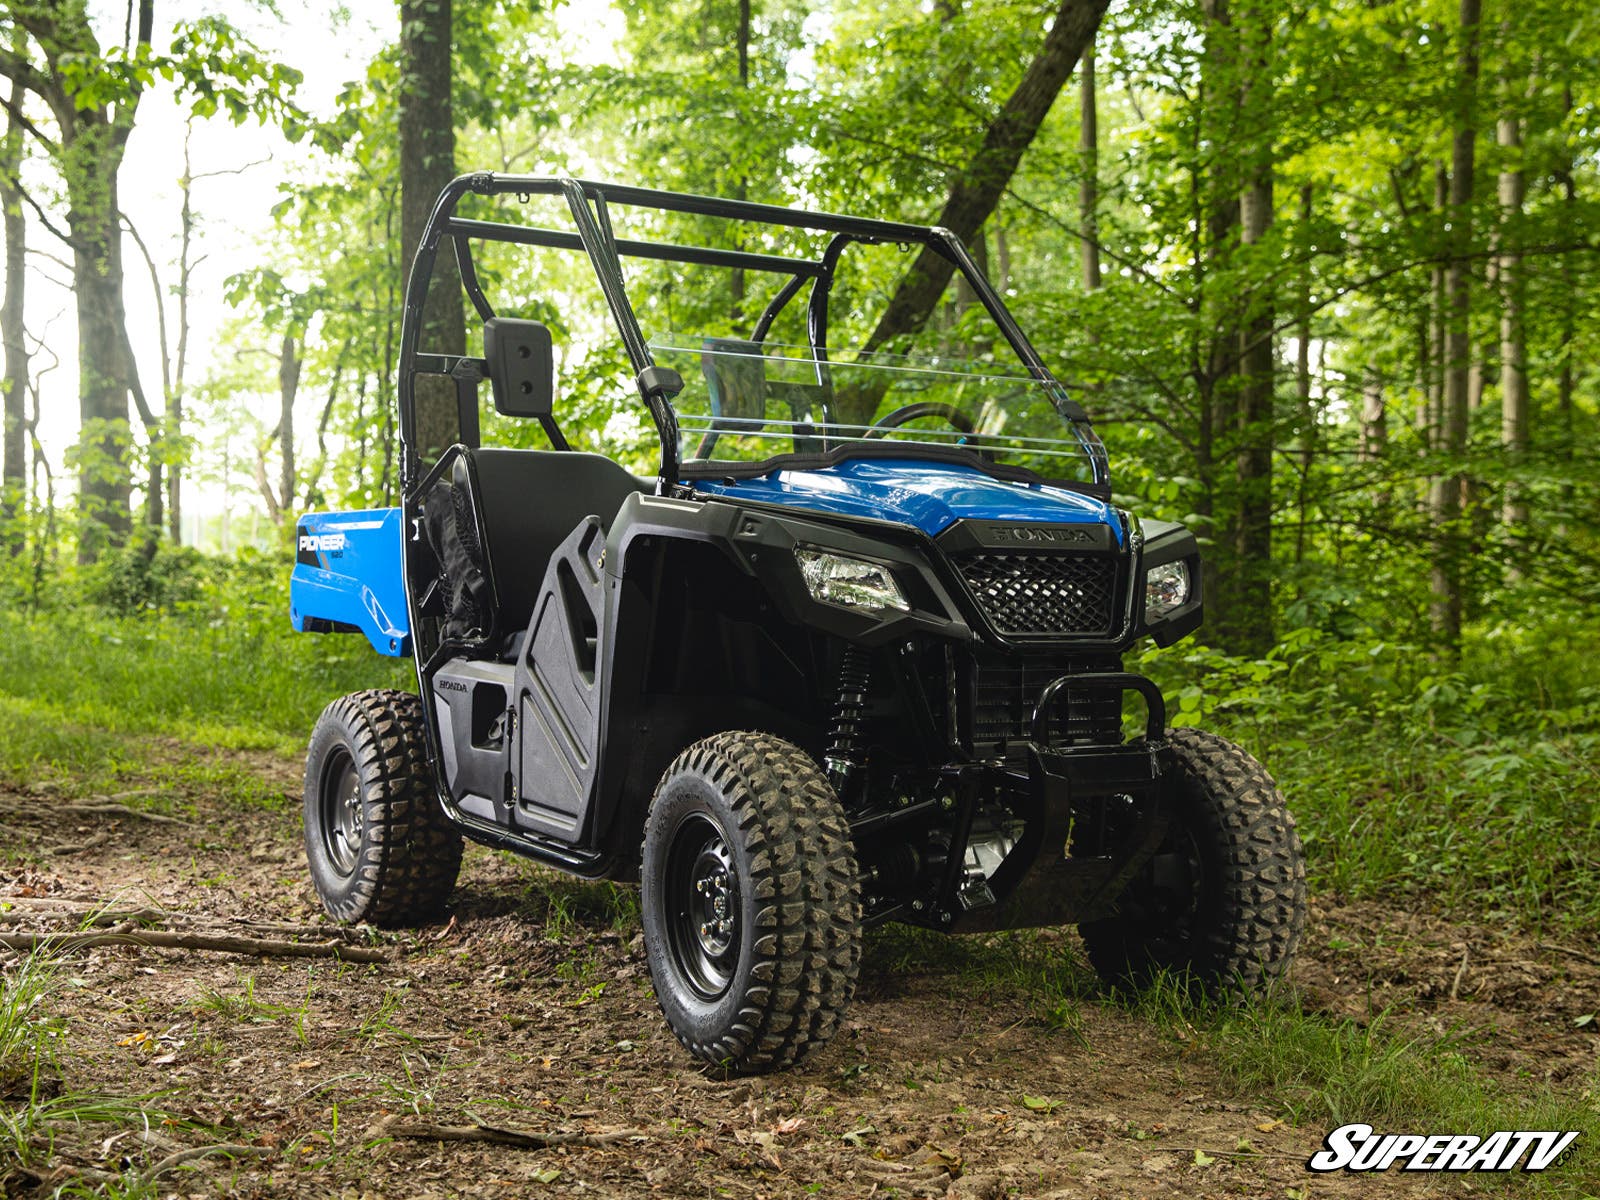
{"left": 373, "top": 1115, "right": 643, "bottom": 1150}
{"left": 1163, "top": 1146, "right": 1308, "bottom": 1162}
{"left": 0, "top": 902, "right": 385, "bottom": 946}
{"left": 0, "top": 924, "right": 391, "bottom": 963}
{"left": 0, "top": 906, "right": 169, "bottom": 926}
{"left": 1449, "top": 946, "right": 1470, "bottom": 1001}
{"left": 59, "top": 801, "right": 194, "bottom": 827}
{"left": 227, "top": 919, "right": 377, "bottom": 942}
{"left": 1539, "top": 942, "right": 1600, "bottom": 969}
{"left": 141, "top": 1143, "right": 270, "bottom": 1183}
{"left": 0, "top": 799, "right": 193, "bottom": 826}
{"left": 47, "top": 832, "right": 111, "bottom": 857}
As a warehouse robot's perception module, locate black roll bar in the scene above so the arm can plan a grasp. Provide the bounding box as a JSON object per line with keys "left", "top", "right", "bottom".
{"left": 397, "top": 172, "right": 1109, "bottom": 496}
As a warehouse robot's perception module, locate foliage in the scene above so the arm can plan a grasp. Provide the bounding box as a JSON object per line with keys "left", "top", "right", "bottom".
{"left": 1133, "top": 614, "right": 1600, "bottom": 932}
{"left": 0, "top": 552, "right": 405, "bottom": 758}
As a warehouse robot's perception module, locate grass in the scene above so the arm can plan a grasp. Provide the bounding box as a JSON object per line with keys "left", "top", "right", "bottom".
{"left": 0, "top": 599, "right": 405, "bottom": 761}
{"left": 1168, "top": 989, "right": 1600, "bottom": 1197}
{"left": 0, "top": 948, "right": 186, "bottom": 1187}
{"left": 0, "top": 949, "right": 64, "bottom": 1092}
{"left": 867, "top": 925, "right": 1600, "bottom": 1196}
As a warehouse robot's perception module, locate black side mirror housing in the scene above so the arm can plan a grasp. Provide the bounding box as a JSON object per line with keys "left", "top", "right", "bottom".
{"left": 484, "top": 318, "right": 554, "bottom": 418}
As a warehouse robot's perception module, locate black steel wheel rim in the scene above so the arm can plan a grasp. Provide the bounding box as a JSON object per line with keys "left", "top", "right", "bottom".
{"left": 663, "top": 812, "right": 741, "bottom": 1001}
{"left": 318, "top": 747, "right": 363, "bottom": 878}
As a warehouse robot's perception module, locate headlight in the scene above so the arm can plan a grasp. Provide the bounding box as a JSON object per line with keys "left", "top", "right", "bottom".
{"left": 1145, "top": 560, "right": 1191, "bottom": 621}
{"left": 795, "top": 548, "right": 909, "bottom": 613}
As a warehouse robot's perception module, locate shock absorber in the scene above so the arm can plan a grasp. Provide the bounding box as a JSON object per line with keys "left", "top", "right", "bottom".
{"left": 825, "top": 644, "right": 871, "bottom": 799}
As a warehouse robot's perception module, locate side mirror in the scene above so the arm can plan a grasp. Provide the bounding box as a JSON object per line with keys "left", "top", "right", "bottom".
{"left": 484, "top": 317, "right": 554, "bottom": 418}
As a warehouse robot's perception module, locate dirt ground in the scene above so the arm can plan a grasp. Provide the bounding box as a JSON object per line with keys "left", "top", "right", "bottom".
{"left": 1, "top": 743, "right": 1595, "bottom": 1199}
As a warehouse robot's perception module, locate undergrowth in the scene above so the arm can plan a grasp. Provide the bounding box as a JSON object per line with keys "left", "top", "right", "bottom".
{"left": 1132, "top": 617, "right": 1600, "bottom": 935}
{"left": 0, "top": 948, "right": 180, "bottom": 1190}
{"left": 866, "top": 925, "right": 1600, "bottom": 1196}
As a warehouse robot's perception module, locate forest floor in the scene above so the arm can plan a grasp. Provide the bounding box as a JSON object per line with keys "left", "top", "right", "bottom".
{"left": 1, "top": 738, "right": 1596, "bottom": 1200}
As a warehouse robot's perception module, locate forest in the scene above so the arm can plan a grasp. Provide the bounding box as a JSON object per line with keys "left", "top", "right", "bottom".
{"left": 0, "top": 0, "right": 1596, "bottom": 1197}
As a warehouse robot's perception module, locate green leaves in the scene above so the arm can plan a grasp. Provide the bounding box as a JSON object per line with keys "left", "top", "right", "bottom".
{"left": 48, "top": 13, "right": 307, "bottom": 134}
{"left": 166, "top": 17, "right": 309, "bottom": 134}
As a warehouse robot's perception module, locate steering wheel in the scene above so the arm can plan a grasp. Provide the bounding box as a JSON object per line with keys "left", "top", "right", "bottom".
{"left": 863, "top": 401, "right": 979, "bottom": 439}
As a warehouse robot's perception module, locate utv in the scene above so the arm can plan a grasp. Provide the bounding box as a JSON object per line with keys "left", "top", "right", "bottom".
{"left": 290, "top": 175, "right": 1306, "bottom": 1073}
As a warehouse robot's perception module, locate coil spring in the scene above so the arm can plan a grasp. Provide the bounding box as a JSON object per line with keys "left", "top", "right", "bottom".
{"left": 825, "top": 645, "right": 872, "bottom": 787}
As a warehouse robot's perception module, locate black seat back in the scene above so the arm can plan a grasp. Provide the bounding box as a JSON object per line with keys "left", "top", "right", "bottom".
{"left": 469, "top": 448, "right": 647, "bottom": 636}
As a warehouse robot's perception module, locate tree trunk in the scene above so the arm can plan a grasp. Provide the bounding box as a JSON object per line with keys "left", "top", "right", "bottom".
{"left": 843, "top": 0, "right": 1109, "bottom": 423}
{"left": 1079, "top": 35, "right": 1101, "bottom": 293}
{"left": 277, "top": 333, "right": 300, "bottom": 521}
{"left": 1194, "top": 0, "right": 1238, "bottom": 636}
{"left": 169, "top": 127, "right": 196, "bottom": 543}
{"left": 0, "top": 1, "right": 154, "bottom": 563}
{"left": 1496, "top": 109, "right": 1527, "bottom": 529}
{"left": 1556, "top": 86, "right": 1574, "bottom": 482}
{"left": 0, "top": 65, "right": 26, "bottom": 554}
{"left": 1293, "top": 183, "right": 1313, "bottom": 566}
{"left": 1359, "top": 370, "right": 1386, "bottom": 463}
{"left": 69, "top": 148, "right": 134, "bottom": 561}
{"left": 1227, "top": 0, "right": 1275, "bottom": 655}
{"left": 1421, "top": 163, "right": 1448, "bottom": 445}
{"left": 399, "top": 0, "right": 466, "bottom": 461}
{"left": 731, "top": 0, "right": 751, "bottom": 321}
{"left": 1430, "top": 0, "right": 1480, "bottom": 648}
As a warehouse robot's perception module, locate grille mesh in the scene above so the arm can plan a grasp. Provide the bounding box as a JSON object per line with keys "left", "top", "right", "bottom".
{"left": 956, "top": 552, "right": 1119, "bottom": 637}
{"left": 971, "top": 657, "right": 1124, "bottom": 752}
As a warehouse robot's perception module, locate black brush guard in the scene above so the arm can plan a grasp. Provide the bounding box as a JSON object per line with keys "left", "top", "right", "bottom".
{"left": 894, "top": 672, "right": 1176, "bottom": 933}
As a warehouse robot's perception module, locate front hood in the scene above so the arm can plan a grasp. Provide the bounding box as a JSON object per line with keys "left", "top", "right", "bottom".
{"left": 695, "top": 459, "right": 1122, "bottom": 544}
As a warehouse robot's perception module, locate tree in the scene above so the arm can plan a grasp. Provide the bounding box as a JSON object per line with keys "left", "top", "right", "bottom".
{"left": 0, "top": 52, "right": 25, "bottom": 553}
{"left": 1227, "top": 0, "right": 1275, "bottom": 655}
{"left": 253, "top": 332, "right": 300, "bottom": 526}
{"left": 0, "top": 2, "right": 303, "bottom": 558}
{"left": 1079, "top": 33, "right": 1101, "bottom": 295}
{"left": 0, "top": 0, "right": 151, "bottom": 559}
{"left": 853, "top": 0, "right": 1111, "bottom": 400}
{"left": 1430, "top": 0, "right": 1481, "bottom": 647}
{"left": 399, "top": 0, "right": 466, "bottom": 462}
{"left": 1496, "top": 76, "right": 1527, "bottom": 530}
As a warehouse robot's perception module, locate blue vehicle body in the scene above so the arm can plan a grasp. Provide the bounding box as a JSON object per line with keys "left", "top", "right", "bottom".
{"left": 290, "top": 461, "right": 1119, "bottom": 656}
{"left": 290, "top": 507, "right": 410, "bottom": 656}
{"left": 696, "top": 459, "right": 1121, "bottom": 544}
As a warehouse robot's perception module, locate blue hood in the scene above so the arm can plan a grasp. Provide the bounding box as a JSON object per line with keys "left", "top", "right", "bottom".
{"left": 696, "top": 460, "right": 1122, "bottom": 545}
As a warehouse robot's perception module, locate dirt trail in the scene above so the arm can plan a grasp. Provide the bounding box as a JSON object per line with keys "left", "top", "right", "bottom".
{"left": 0, "top": 746, "right": 1593, "bottom": 1198}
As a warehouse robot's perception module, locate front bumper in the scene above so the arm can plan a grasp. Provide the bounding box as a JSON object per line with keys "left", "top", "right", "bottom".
{"left": 883, "top": 671, "right": 1178, "bottom": 933}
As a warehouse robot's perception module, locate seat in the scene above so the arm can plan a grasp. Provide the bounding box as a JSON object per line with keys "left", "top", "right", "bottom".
{"left": 468, "top": 447, "right": 647, "bottom": 638}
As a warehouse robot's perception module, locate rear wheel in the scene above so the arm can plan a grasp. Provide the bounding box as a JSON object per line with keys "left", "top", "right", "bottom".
{"left": 641, "top": 731, "right": 861, "bottom": 1073}
{"left": 1080, "top": 727, "right": 1306, "bottom": 996}
{"left": 303, "top": 689, "right": 463, "bottom": 926}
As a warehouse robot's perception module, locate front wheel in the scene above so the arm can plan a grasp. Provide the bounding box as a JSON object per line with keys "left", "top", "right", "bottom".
{"left": 641, "top": 731, "right": 861, "bottom": 1073}
{"left": 303, "top": 689, "right": 463, "bottom": 926}
{"left": 1080, "top": 727, "right": 1306, "bottom": 996}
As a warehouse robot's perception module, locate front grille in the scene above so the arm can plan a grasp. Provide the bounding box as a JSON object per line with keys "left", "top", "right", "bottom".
{"left": 956, "top": 552, "right": 1120, "bottom": 637}
{"left": 971, "top": 657, "right": 1123, "bottom": 753}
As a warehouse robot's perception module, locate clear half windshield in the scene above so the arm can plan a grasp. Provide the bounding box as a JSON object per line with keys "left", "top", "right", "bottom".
{"left": 648, "top": 337, "right": 1106, "bottom": 488}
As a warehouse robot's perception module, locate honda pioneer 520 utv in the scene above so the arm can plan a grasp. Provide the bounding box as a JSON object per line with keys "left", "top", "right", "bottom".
{"left": 290, "top": 174, "right": 1306, "bottom": 1073}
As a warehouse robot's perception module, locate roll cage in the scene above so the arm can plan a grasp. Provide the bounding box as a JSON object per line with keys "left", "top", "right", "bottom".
{"left": 398, "top": 173, "right": 1110, "bottom": 499}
